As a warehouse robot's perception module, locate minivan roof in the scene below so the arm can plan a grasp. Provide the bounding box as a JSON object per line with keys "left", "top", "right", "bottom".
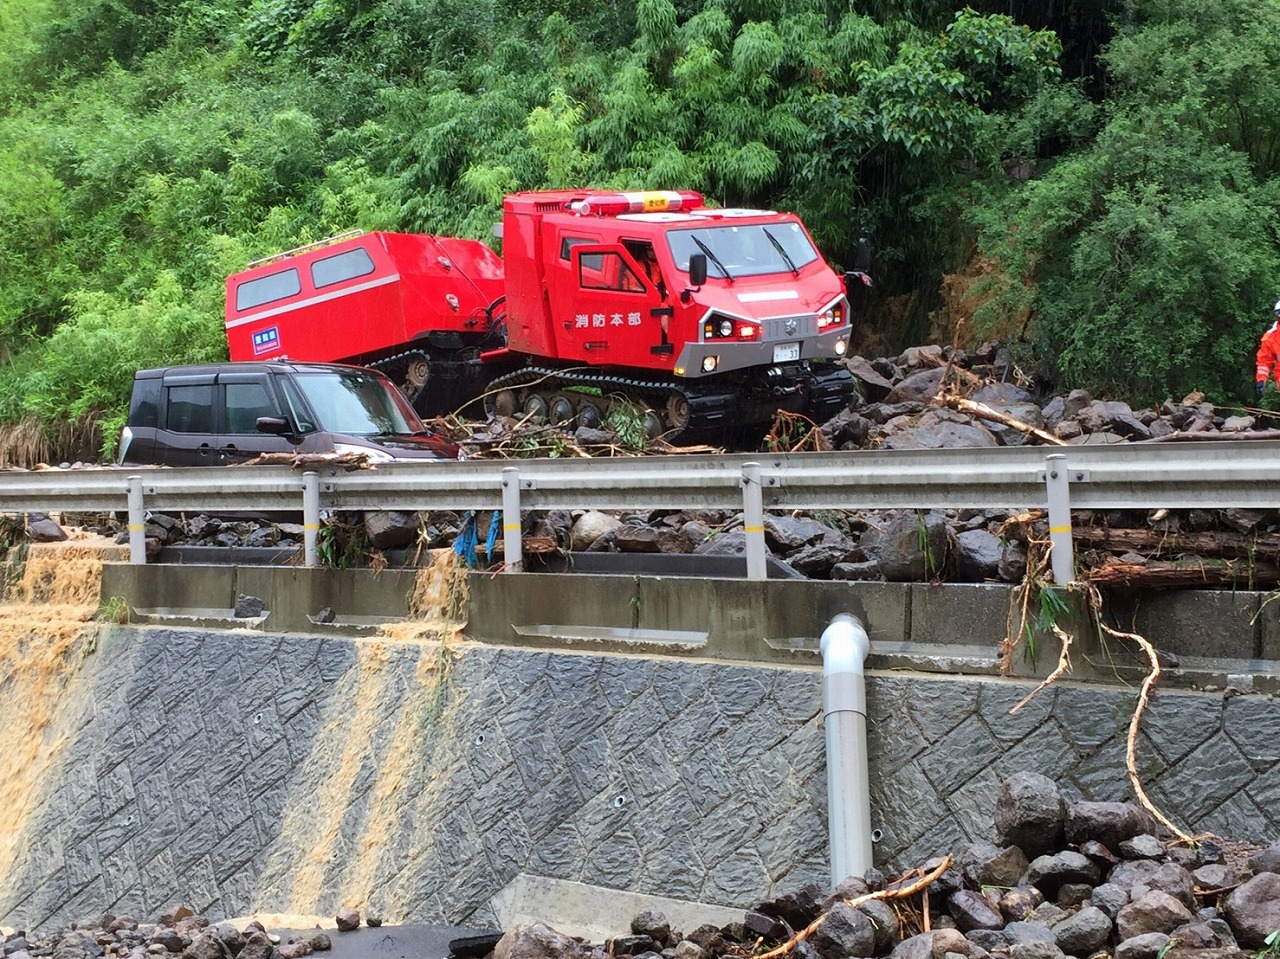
{"left": 135, "top": 360, "right": 380, "bottom": 379}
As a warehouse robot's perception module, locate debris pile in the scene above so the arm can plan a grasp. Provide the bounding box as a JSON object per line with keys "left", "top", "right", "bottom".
{"left": 8, "top": 774, "right": 1278, "bottom": 959}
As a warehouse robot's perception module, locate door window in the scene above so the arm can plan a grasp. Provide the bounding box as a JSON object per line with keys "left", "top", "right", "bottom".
{"left": 225, "top": 381, "right": 279, "bottom": 433}
{"left": 165, "top": 384, "right": 216, "bottom": 433}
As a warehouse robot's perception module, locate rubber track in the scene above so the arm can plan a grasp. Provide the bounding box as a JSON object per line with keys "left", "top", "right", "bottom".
{"left": 484, "top": 366, "right": 737, "bottom": 443}
{"left": 369, "top": 348, "right": 431, "bottom": 404}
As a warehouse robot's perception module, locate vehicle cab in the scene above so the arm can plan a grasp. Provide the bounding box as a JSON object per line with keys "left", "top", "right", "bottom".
{"left": 500, "top": 190, "right": 851, "bottom": 379}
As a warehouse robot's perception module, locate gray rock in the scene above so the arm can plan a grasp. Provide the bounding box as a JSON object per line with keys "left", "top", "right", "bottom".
{"left": 1057, "top": 883, "right": 1093, "bottom": 909}
{"left": 764, "top": 514, "right": 833, "bottom": 550}
{"left": 1223, "top": 872, "right": 1280, "bottom": 948}
{"left": 334, "top": 910, "right": 360, "bottom": 933}
{"left": 1000, "top": 888, "right": 1043, "bottom": 923}
{"left": 1053, "top": 906, "right": 1112, "bottom": 954}
{"left": 1090, "top": 882, "right": 1129, "bottom": 919}
{"left": 872, "top": 509, "right": 951, "bottom": 581}
{"left": 953, "top": 530, "right": 1003, "bottom": 581}
{"left": 858, "top": 899, "right": 900, "bottom": 955}
{"left": 278, "top": 945, "right": 311, "bottom": 959}
{"left": 880, "top": 411, "right": 999, "bottom": 450}
{"left": 1028, "top": 903, "right": 1068, "bottom": 928}
{"left": 1008, "top": 943, "right": 1065, "bottom": 959}
{"left": 1116, "top": 891, "right": 1195, "bottom": 940}
{"left": 947, "top": 890, "right": 1004, "bottom": 932}
{"left": 890, "top": 930, "right": 970, "bottom": 959}
{"left": 1115, "top": 933, "right": 1171, "bottom": 959}
{"left": 26, "top": 515, "right": 68, "bottom": 542}
{"left": 1005, "top": 922, "right": 1056, "bottom": 944}
{"left": 1131, "top": 863, "right": 1197, "bottom": 910}
{"left": 614, "top": 525, "right": 661, "bottom": 552}
{"left": 1119, "top": 835, "right": 1165, "bottom": 860}
{"left": 237, "top": 934, "right": 273, "bottom": 959}
{"left": 885, "top": 369, "right": 947, "bottom": 404}
{"left": 1027, "top": 851, "right": 1101, "bottom": 896}
{"left": 810, "top": 903, "right": 875, "bottom": 959}
{"left": 965, "top": 930, "right": 1011, "bottom": 952}
{"left": 672, "top": 941, "right": 704, "bottom": 959}
{"left": 494, "top": 924, "right": 594, "bottom": 959}
{"left": 1248, "top": 844, "right": 1280, "bottom": 875}
{"left": 631, "top": 912, "right": 672, "bottom": 947}
{"left": 960, "top": 843, "right": 1030, "bottom": 889}
{"left": 1065, "top": 801, "right": 1156, "bottom": 850}
{"left": 233, "top": 593, "right": 265, "bottom": 618}
{"left": 570, "top": 511, "right": 622, "bottom": 550}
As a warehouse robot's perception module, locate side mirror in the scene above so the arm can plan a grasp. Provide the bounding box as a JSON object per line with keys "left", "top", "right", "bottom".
{"left": 256, "top": 416, "right": 292, "bottom": 435}
{"left": 688, "top": 253, "right": 707, "bottom": 287}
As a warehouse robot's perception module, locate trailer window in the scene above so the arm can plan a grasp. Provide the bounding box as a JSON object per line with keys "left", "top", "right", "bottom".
{"left": 165, "top": 385, "right": 216, "bottom": 433}
{"left": 236, "top": 269, "right": 302, "bottom": 310}
{"left": 560, "top": 236, "right": 599, "bottom": 262}
{"left": 312, "top": 248, "right": 376, "bottom": 289}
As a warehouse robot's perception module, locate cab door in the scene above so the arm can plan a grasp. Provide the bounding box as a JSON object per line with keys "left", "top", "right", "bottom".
{"left": 558, "top": 244, "right": 669, "bottom": 370}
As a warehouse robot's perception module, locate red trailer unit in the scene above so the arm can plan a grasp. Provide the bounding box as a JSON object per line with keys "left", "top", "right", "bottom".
{"left": 224, "top": 231, "right": 506, "bottom": 414}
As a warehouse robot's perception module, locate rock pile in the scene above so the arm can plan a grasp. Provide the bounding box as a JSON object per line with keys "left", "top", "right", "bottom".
{"left": 8, "top": 775, "right": 1277, "bottom": 959}
{"left": 492, "top": 772, "right": 1280, "bottom": 959}
{"left": 0, "top": 909, "right": 337, "bottom": 959}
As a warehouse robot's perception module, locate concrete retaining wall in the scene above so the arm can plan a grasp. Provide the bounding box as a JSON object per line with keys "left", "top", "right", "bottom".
{"left": 1, "top": 566, "right": 1278, "bottom": 935}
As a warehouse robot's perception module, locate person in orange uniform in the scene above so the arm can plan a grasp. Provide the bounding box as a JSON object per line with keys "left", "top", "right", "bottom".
{"left": 1257, "top": 300, "right": 1280, "bottom": 396}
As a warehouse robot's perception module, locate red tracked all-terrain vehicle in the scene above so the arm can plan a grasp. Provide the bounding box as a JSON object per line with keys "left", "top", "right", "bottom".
{"left": 224, "top": 190, "right": 863, "bottom": 442}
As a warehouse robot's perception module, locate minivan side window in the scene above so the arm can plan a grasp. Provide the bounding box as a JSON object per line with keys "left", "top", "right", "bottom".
{"left": 129, "top": 378, "right": 162, "bottom": 429}
{"left": 165, "top": 384, "right": 216, "bottom": 433}
{"left": 225, "top": 381, "right": 279, "bottom": 433}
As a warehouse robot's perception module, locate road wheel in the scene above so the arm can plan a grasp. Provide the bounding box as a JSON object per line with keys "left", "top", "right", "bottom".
{"left": 523, "top": 394, "right": 548, "bottom": 423}
{"left": 492, "top": 388, "right": 518, "bottom": 418}
{"left": 548, "top": 393, "right": 576, "bottom": 425}
{"left": 665, "top": 393, "right": 691, "bottom": 431}
{"left": 576, "top": 401, "right": 604, "bottom": 429}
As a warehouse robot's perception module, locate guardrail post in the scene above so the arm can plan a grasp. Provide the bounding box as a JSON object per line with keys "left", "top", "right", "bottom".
{"left": 502, "top": 466, "right": 523, "bottom": 573}
{"left": 1044, "top": 453, "right": 1076, "bottom": 584}
{"left": 303, "top": 471, "right": 320, "bottom": 568}
{"left": 127, "top": 475, "right": 146, "bottom": 565}
{"left": 742, "top": 462, "right": 767, "bottom": 580}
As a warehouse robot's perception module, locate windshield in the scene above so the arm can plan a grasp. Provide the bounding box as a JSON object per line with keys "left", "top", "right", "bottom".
{"left": 666, "top": 221, "right": 819, "bottom": 278}
{"left": 290, "top": 371, "right": 425, "bottom": 435}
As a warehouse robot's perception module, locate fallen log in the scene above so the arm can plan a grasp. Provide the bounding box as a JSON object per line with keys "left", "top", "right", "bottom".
{"left": 1074, "top": 526, "right": 1280, "bottom": 562}
{"left": 933, "top": 396, "right": 1067, "bottom": 446}
{"left": 1084, "top": 557, "right": 1280, "bottom": 589}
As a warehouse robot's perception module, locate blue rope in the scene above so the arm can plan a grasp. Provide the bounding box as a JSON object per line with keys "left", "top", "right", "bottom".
{"left": 454, "top": 510, "right": 479, "bottom": 567}
{"left": 484, "top": 509, "right": 501, "bottom": 562}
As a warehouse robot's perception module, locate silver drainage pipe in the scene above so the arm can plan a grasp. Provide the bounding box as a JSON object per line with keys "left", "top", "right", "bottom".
{"left": 821, "top": 612, "right": 873, "bottom": 885}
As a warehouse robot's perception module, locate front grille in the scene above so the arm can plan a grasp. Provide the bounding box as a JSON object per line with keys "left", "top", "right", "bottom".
{"left": 761, "top": 314, "right": 817, "bottom": 341}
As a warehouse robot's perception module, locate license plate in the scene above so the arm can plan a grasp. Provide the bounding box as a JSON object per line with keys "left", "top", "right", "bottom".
{"left": 773, "top": 342, "right": 800, "bottom": 363}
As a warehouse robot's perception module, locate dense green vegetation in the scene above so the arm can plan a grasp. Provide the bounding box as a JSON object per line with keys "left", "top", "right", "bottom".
{"left": 1, "top": 0, "right": 1278, "bottom": 457}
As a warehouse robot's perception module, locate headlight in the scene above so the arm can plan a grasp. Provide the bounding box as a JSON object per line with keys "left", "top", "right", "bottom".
{"left": 719, "top": 319, "right": 733, "bottom": 336}
{"left": 702, "top": 356, "right": 719, "bottom": 372}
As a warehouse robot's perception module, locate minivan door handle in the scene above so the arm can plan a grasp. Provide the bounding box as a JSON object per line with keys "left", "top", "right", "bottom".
{"left": 197, "top": 442, "right": 215, "bottom": 457}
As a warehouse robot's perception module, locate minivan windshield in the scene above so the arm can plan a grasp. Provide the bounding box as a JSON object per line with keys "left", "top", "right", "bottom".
{"left": 290, "top": 371, "right": 424, "bottom": 435}
{"left": 666, "top": 221, "right": 819, "bottom": 278}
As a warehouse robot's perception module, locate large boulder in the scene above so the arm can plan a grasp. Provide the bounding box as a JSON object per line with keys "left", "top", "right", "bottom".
{"left": 1223, "top": 873, "right": 1280, "bottom": 948}
{"left": 1116, "top": 891, "right": 1195, "bottom": 940}
{"left": 994, "top": 773, "right": 1064, "bottom": 857}
{"left": 1065, "top": 801, "right": 1157, "bottom": 850}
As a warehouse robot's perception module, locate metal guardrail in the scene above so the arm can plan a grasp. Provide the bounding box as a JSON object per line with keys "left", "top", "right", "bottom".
{"left": 7, "top": 440, "right": 1280, "bottom": 580}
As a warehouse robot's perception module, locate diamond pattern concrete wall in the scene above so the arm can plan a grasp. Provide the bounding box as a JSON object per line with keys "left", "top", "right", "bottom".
{"left": 1, "top": 626, "right": 1275, "bottom": 935}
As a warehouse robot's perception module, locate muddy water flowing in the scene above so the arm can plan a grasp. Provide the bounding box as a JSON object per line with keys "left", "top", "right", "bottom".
{"left": 0, "top": 544, "right": 103, "bottom": 880}
{"left": 258, "top": 550, "right": 473, "bottom": 920}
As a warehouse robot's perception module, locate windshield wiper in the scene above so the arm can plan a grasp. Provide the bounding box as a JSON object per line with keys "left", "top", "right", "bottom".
{"left": 762, "top": 227, "right": 799, "bottom": 276}
{"left": 691, "top": 235, "right": 734, "bottom": 283}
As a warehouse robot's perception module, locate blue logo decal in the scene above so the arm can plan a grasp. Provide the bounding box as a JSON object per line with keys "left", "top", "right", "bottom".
{"left": 252, "top": 326, "right": 281, "bottom": 355}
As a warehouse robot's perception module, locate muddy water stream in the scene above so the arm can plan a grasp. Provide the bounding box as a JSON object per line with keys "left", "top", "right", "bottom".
{"left": 0, "top": 543, "right": 104, "bottom": 880}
